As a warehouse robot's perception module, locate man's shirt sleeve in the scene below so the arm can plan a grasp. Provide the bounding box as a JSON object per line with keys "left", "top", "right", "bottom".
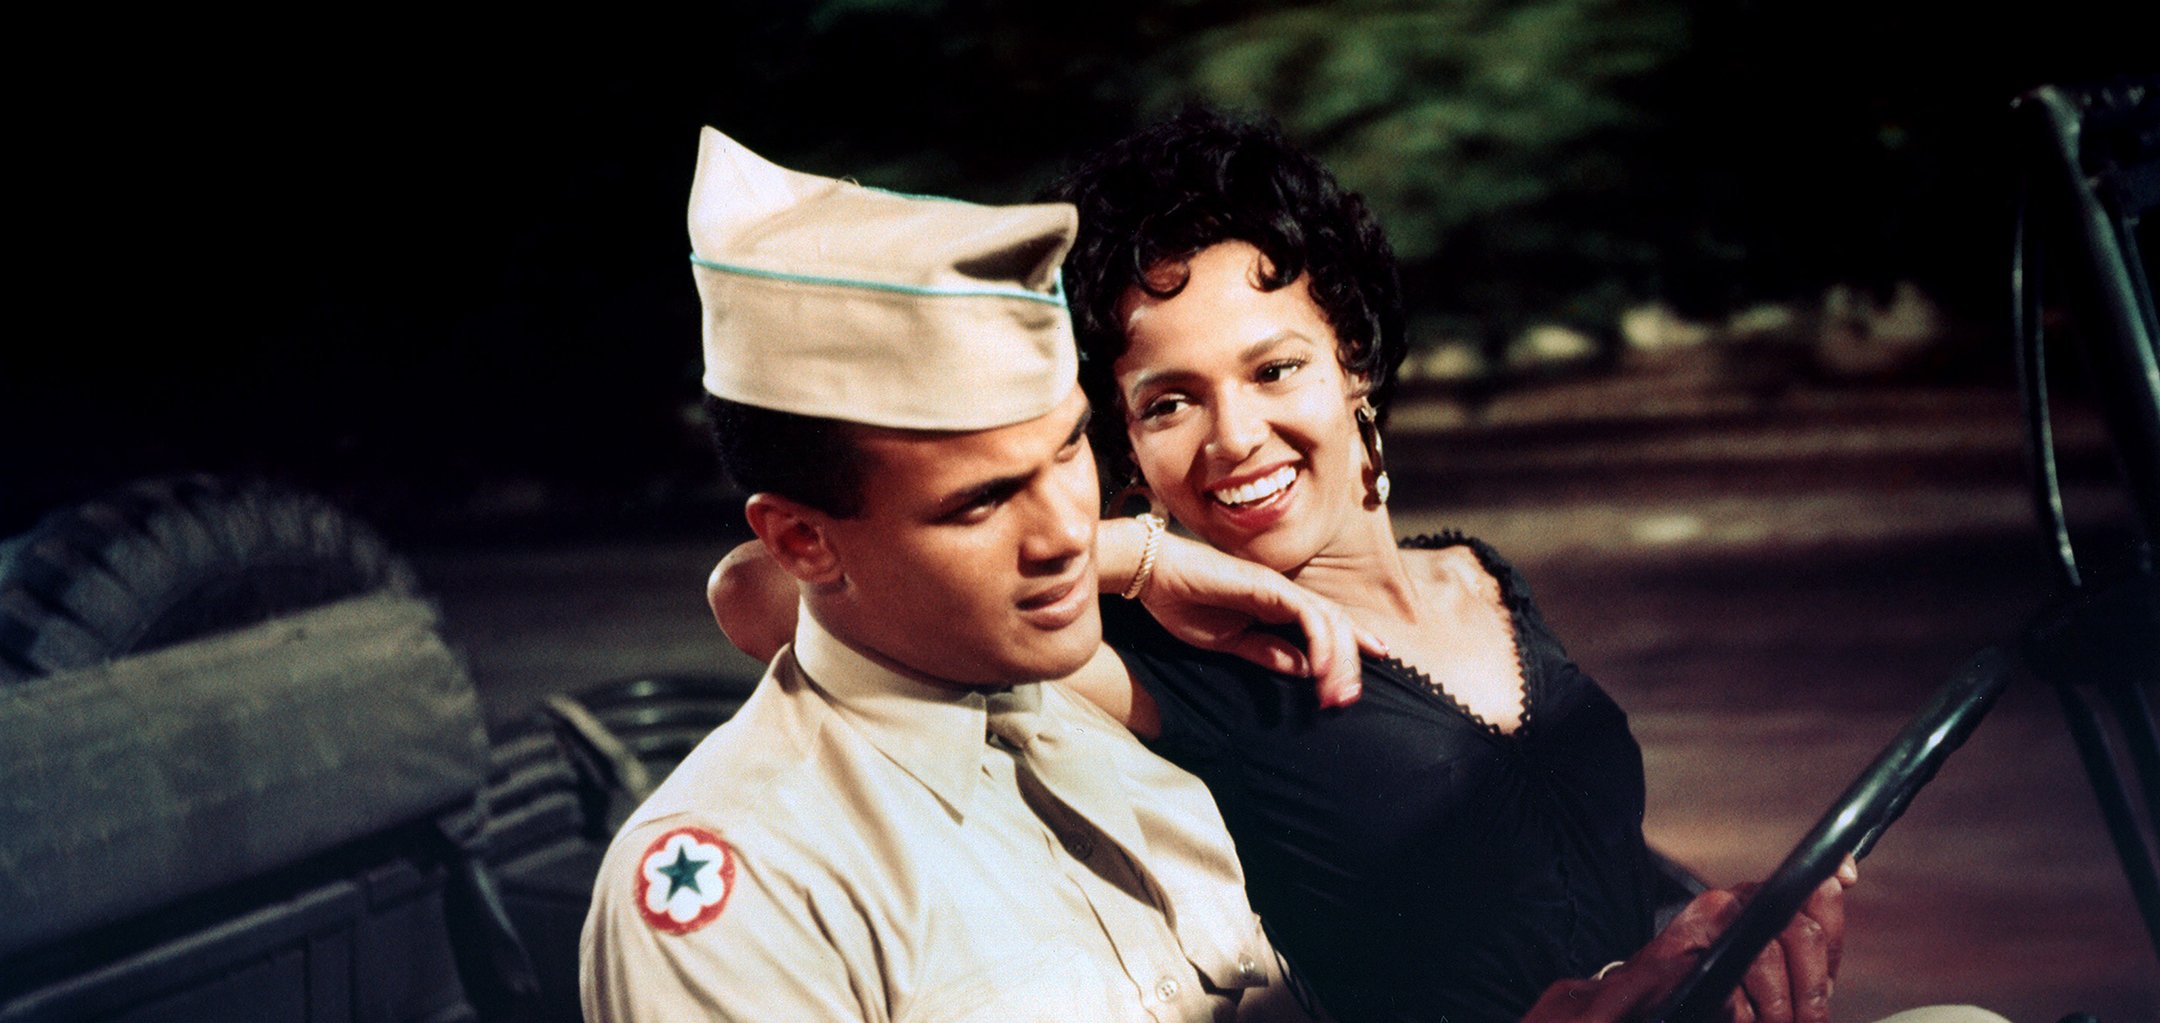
{"left": 580, "top": 815, "right": 878, "bottom": 1022}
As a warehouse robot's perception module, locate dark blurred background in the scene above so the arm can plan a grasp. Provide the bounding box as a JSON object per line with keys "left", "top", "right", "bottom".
{"left": 6, "top": 1, "right": 2150, "bottom": 540}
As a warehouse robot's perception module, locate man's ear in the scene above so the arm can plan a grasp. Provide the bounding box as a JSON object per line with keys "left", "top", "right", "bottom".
{"left": 744, "top": 493, "right": 844, "bottom": 585}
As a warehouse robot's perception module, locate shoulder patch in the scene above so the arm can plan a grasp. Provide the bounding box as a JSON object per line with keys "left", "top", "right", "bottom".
{"left": 633, "top": 826, "right": 738, "bottom": 934}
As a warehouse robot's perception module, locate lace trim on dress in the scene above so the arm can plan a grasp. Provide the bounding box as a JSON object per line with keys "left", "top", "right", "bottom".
{"left": 1385, "top": 531, "right": 1538, "bottom": 738}
{"left": 1399, "top": 530, "right": 1589, "bottom": 953}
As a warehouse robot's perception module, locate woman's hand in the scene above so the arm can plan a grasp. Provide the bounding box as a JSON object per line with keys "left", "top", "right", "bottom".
{"left": 1520, "top": 887, "right": 1750, "bottom": 1023}
{"left": 1104, "top": 521, "right": 1384, "bottom": 709}
{"left": 1523, "top": 857, "right": 1858, "bottom": 1023}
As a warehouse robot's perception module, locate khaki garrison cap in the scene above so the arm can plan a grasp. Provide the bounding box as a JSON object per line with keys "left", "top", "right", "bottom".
{"left": 689, "top": 127, "right": 1080, "bottom": 431}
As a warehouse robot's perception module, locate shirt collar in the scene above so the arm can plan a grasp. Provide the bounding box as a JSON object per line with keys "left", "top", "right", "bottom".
{"left": 791, "top": 604, "right": 1006, "bottom": 820}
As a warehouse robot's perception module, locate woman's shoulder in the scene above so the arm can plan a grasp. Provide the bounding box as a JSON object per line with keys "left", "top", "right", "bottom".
{"left": 1399, "top": 532, "right": 1532, "bottom": 601}
{"left": 1399, "top": 532, "right": 1573, "bottom": 663}
{"left": 1397, "top": 529, "right": 1504, "bottom": 563}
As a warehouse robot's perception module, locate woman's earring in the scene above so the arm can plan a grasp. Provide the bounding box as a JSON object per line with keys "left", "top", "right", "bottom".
{"left": 1355, "top": 404, "right": 1391, "bottom": 507}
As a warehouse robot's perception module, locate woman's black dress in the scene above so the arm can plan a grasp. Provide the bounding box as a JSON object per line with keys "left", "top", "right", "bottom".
{"left": 1101, "top": 534, "right": 1660, "bottom": 1023}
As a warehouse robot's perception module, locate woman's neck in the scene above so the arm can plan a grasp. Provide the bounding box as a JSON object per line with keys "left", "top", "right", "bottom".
{"left": 1281, "top": 504, "right": 1423, "bottom": 622}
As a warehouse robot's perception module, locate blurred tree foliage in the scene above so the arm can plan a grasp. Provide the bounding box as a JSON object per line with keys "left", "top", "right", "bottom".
{"left": 1163, "top": 1, "right": 1678, "bottom": 240}
{"left": 722, "top": 0, "right": 1688, "bottom": 346}
{"left": 708, "top": 0, "right": 2146, "bottom": 350}
{"left": 1153, "top": 0, "right": 1685, "bottom": 345}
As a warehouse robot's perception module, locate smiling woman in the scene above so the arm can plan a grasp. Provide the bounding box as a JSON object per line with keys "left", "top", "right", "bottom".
{"left": 1040, "top": 109, "right": 1832, "bottom": 1023}
{"left": 1116, "top": 241, "right": 1382, "bottom": 580}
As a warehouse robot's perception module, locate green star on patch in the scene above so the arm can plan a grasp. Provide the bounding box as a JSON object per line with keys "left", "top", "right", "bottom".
{"left": 657, "top": 846, "right": 710, "bottom": 898}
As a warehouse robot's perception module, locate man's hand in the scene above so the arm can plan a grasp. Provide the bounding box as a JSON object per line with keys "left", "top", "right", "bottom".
{"left": 1523, "top": 858, "right": 1857, "bottom": 1023}
{"left": 1132, "top": 531, "right": 1384, "bottom": 708}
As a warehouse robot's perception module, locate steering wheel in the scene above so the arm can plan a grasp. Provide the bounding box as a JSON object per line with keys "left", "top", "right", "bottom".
{"left": 1646, "top": 647, "right": 2015, "bottom": 1023}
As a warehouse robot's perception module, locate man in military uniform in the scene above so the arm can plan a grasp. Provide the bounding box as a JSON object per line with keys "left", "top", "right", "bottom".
{"left": 579, "top": 127, "right": 1323, "bottom": 1021}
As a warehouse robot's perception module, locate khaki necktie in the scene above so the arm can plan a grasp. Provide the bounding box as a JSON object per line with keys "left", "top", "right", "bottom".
{"left": 984, "top": 686, "right": 1153, "bottom": 872}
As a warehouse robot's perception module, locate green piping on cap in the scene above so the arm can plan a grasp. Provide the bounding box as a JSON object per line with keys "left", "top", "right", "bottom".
{"left": 690, "top": 254, "right": 1067, "bottom": 307}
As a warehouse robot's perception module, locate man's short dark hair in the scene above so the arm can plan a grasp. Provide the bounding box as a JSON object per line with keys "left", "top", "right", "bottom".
{"left": 1040, "top": 107, "right": 1409, "bottom": 488}
{"left": 702, "top": 393, "right": 867, "bottom": 518}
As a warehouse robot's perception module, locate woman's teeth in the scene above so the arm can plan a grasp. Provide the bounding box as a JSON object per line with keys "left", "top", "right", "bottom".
{"left": 1211, "top": 466, "right": 1295, "bottom": 507}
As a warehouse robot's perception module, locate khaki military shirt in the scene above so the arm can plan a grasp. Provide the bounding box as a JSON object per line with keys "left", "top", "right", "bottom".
{"left": 580, "top": 610, "right": 1306, "bottom": 1022}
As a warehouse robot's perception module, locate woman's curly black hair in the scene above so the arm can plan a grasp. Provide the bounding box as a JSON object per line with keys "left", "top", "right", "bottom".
{"left": 1039, "top": 107, "right": 1408, "bottom": 489}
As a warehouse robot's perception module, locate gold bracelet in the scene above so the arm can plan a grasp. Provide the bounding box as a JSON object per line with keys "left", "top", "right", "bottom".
{"left": 1121, "top": 513, "right": 1165, "bottom": 600}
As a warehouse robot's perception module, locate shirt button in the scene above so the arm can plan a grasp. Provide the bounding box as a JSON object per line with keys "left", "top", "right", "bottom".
{"left": 1155, "top": 977, "right": 1181, "bottom": 1001}
{"left": 1237, "top": 953, "right": 1259, "bottom": 978}
{"left": 1063, "top": 833, "right": 1095, "bottom": 859}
